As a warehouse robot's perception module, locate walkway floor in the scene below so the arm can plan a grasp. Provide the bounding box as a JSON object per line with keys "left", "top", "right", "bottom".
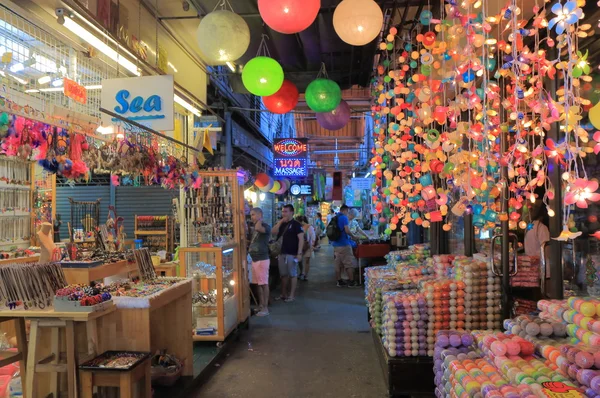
{"left": 193, "top": 244, "right": 388, "bottom": 398}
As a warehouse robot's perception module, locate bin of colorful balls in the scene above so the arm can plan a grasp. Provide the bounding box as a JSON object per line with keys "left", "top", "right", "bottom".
{"left": 395, "top": 259, "right": 435, "bottom": 284}
{"left": 453, "top": 257, "right": 501, "bottom": 330}
{"left": 539, "top": 298, "right": 600, "bottom": 346}
{"left": 385, "top": 250, "right": 414, "bottom": 266}
{"left": 365, "top": 267, "right": 417, "bottom": 334}
{"left": 433, "top": 330, "right": 475, "bottom": 388}
{"left": 504, "top": 315, "right": 567, "bottom": 340}
{"left": 380, "top": 291, "right": 428, "bottom": 357}
{"left": 409, "top": 243, "right": 431, "bottom": 262}
{"left": 432, "top": 254, "right": 464, "bottom": 279}
{"left": 422, "top": 279, "right": 466, "bottom": 354}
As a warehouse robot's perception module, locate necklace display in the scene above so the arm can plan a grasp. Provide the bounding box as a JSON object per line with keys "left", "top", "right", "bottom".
{"left": 133, "top": 248, "right": 157, "bottom": 282}
{"left": 0, "top": 189, "right": 30, "bottom": 213}
{"left": 0, "top": 217, "right": 30, "bottom": 243}
{"left": 0, "top": 158, "right": 30, "bottom": 186}
{"left": 0, "top": 262, "right": 67, "bottom": 310}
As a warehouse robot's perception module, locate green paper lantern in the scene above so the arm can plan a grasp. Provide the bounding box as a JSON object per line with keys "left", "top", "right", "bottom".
{"left": 241, "top": 56, "right": 284, "bottom": 96}
{"left": 305, "top": 78, "right": 341, "bottom": 112}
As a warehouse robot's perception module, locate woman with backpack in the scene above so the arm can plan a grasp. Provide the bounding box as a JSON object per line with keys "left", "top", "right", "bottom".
{"left": 296, "top": 215, "right": 316, "bottom": 281}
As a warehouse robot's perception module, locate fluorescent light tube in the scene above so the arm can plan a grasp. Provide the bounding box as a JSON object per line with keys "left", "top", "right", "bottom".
{"left": 37, "top": 75, "right": 51, "bottom": 84}
{"left": 52, "top": 78, "right": 63, "bottom": 87}
{"left": 63, "top": 17, "right": 141, "bottom": 76}
{"left": 9, "top": 74, "right": 27, "bottom": 84}
{"left": 226, "top": 61, "right": 235, "bottom": 72}
{"left": 85, "top": 85, "right": 102, "bottom": 90}
{"left": 174, "top": 94, "right": 201, "bottom": 117}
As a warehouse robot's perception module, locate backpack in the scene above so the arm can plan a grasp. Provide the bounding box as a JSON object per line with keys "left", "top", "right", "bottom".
{"left": 326, "top": 215, "right": 342, "bottom": 242}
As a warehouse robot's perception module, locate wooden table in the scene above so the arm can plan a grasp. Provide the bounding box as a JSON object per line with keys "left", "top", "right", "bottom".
{"left": 0, "top": 305, "right": 116, "bottom": 398}
{"left": 63, "top": 260, "right": 138, "bottom": 285}
{"left": 96, "top": 280, "right": 194, "bottom": 377}
{"left": 154, "top": 262, "right": 178, "bottom": 277}
{"left": 355, "top": 243, "right": 391, "bottom": 285}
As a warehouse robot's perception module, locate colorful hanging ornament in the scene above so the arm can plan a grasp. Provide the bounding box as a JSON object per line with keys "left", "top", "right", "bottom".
{"left": 258, "top": 0, "right": 320, "bottom": 34}
{"left": 316, "top": 100, "right": 351, "bottom": 130}
{"left": 333, "top": 0, "right": 383, "bottom": 46}
{"left": 196, "top": 7, "right": 250, "bottom": 65}
{"left": 263, "top": 80, "right": 299, "bottom": 114}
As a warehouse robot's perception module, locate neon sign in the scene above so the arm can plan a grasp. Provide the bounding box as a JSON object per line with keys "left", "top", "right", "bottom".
{"left": 273, "top": 138, "right": 308, "bottom": 157}
{"left": 273, "top": 138, "right": 308, "bottom": 177}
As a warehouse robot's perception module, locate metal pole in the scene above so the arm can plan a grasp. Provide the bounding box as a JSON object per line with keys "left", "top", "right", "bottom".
{"left": 501, "top": 126, "right": 511, "bottom": 320}
{"left": 224, "top": 105, "right": 233, "bottom": 169}
{"left": 464, "top": 213, "right": 474, "bottom": 256}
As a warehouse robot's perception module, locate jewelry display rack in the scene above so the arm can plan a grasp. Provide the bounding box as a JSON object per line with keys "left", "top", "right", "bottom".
{"left": 0, "top": 158, "right": 34, "bottom": 252}
{"left": 180, "top": 170, "right": 250, "bottom": 338}
{"left": 134, "top": 215, "right": 170, "bottom": 252}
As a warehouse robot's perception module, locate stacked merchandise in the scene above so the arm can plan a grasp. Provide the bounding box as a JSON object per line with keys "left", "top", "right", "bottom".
{"left": 454, "top": 257, "right": 501, "bottom": 330}
{"left": 365, "top": 266, "right": 415, "bottom": 335}
{"left": 411, "top": 244, "right": 431, "bottom": 262}
{"left": 513, "top": 299, "right": 539, "bottom": 316}
{"left": 423, "top": 280, "right": 466, "bottom": 356}
{"left": 432, "top": 255, "right": 463, "bottom": 279}
{"left": 395, "top": 258, "right": 435, "bottom": 283}
{"left": 380, "top": 291, "right": 428, "bottom": 357}
{"left": 510, "top": 256, "right": 541, "bottom": 288}
{"left": 434, "top": 328, "right": 584, "bottom": 398}
{"left": 538, "top": 298, "right": 600, "bottom": 346}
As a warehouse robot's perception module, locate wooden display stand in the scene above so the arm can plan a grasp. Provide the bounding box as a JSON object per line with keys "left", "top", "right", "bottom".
{"left": 94, "top": 280, "right": 194, "bottom": 377}
{"left": 62, "top": 259, "right": 139, "bottom": 285}
{"left": 0, "top": 305, "right": 116, "bottom": 398}
{"left": 135, "top": 215, "right": 170, "bottom": 252}
{"left": 80, "top": 355, "right": 151, "bottom": 398}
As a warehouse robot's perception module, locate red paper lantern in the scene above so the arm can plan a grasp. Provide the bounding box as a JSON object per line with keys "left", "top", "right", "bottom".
{"left": 263, "top": 80, "right": 299, "bottom": 114}
{"left": 258, "top": 0, "right": 320, "bottom": 34}
{"left": 255, "top": 173, "right": 270, "bottom": 188}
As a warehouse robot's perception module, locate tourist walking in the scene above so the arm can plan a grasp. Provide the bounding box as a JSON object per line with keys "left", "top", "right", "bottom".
{"left": 249, "top": 208, "right": 271, "bottom": 316}
{"left": 327, "top": 205, "right": 359, "bottom": 287}
{"left": 296, "top": 215, "right": 316, "bottom": 281}
{"left": 272, "top": 204, "right": 304, "bottom": 302}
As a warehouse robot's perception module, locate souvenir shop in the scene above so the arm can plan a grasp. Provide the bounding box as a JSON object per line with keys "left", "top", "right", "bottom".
{"left": 0, "top": 1, "right": 252, "bottom": 397}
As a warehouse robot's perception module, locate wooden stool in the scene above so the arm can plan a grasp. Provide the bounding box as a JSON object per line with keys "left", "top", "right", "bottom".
{"left": 26, "top": 319, "right": 77, "bottom": 398}
{"left": 80, "top": 357, "right": 151, "bottom": 398}
{"left": 0, "top": 317, "right": 27, "bottom": 374}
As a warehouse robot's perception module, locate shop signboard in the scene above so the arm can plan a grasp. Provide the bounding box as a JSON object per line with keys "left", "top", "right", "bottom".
{"left": 290, "top": 184, "right": 312, "bottom": 196}
{"left": 101, "top": 75, "right": 174, "bottom": 131}
{"left": 273, "top": 138, "right": 308, "bottom": 177}
{"left": 351, "top": 177, "right": 374, "bottom": 191}
{"left": 63, "top": 78, "right": 87, "bottom": 104}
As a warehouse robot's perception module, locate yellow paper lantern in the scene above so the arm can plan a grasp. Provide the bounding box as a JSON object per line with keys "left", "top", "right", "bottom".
{"left": 333, "top": 0, "right": 383, "bottom": 46}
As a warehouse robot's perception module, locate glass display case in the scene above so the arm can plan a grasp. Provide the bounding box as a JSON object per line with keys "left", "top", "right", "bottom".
{"left": 179, "top": 245, "right": 239, "bottom": 341}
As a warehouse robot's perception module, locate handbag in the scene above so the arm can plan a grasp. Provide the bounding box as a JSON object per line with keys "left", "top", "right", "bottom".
{"left": 269, "top": 222, "right": 292, "bottom": 257}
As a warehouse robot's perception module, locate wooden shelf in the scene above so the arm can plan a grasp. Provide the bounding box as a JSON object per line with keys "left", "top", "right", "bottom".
{"left": 134, "top": 231, "right": 168, "bottom": 235}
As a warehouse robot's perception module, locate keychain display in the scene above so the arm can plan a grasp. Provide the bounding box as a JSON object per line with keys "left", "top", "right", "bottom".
{"left": 0, "top": 262, "right": 67, "bottom": 309}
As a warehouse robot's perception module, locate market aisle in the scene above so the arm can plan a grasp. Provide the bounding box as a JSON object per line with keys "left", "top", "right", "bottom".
{"left": 193, "top": 244, "right": 388, "bottom": 398}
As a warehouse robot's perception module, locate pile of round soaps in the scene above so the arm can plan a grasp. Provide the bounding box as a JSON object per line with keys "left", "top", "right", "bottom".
{"left": 410, "top": 243, "right": 431, "bottom": 262}
{"left": 385, "top": 250, "right": 414, "bottom": 266}
{"left": 503, "top": 315, "right": 567, "bottom": 339}
{"left": 432, "top": 255, "right": 463, "bottom": 279}
{"left": 423, "top": 280, "right": 466, "bottom": 354}
{"left": 380, "top": 291, "right": 428, "bottom": 357}
{"left": 365, "top": 266, "right": 414, "bottom": 335}
{"left": 473, "top": 331, "right": 536, "bottom": 360}
{"left": 539, "top": 298, "right": 600, "bottom": 346}
{"left": 454, "top": 258, "right": 500, "bottom": 330}
{"left": 396, "top": 259, "right": 435, "bottom": 284}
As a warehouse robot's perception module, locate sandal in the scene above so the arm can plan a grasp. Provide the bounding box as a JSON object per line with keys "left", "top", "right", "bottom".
{"left": 284, "top": 297, "right": 295, "bottom": 302}
{"left": 274, "top": 296, "right": 287, "bottom": 301}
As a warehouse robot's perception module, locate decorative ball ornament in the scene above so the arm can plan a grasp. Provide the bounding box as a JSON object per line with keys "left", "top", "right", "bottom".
{"left": 333, "top": 0, "right": 384, "bottom": 46}
{"left": 263, "top": 80, "right": 299, "bottom": 114}
{"left": 305, "top": 78, "right": 342, "bottom": 112}
{"left": 242, "top": 57, "right": 285, "bottom": 96}
{"left": 255, "top": 173, "right": 271, "bottom": 188}
{"left": 196, "top": 10, "right": 250, "bottom": 65}
{"left": 316, "top": 100, "right": 351, "bottom": 130}
{"left": 258, "top": 0, "right": 320, "bottom": 34}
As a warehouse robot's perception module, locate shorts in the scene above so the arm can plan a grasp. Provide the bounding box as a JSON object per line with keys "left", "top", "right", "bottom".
{"left": 278, "top": 254, "right": 299, "bottom": 278}
{"left": 303, "top": 247, "right": 313, "bottom": 258}
{"left": 334, "top": 246, "right": 355, "bottom": 270}
{"left": 251, "top": 259, "right": 270, "bottom": 285}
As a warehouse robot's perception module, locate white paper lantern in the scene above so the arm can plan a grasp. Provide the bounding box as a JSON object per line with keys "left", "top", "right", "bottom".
{"left": 196, "top": 10, "right": 250, "bottom": 65}
{"left": 333, "top": 0, "right": 383, "bottom": 46}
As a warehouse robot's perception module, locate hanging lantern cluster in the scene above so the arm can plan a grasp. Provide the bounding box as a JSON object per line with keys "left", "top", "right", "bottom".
{"left": 368, "top": 0, "right": 599, "bottom": 240}
{"left": 254, "top": 173, "right": 291, "bottom": 194}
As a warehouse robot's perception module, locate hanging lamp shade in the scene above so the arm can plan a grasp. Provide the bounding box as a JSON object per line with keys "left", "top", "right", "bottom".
{"left": 269, "top": 180, "right": 281, "bottom": 193}
{"left": 316, "top": 100, "right": 351, "bottom": 130}
{"left": 196, "top": 10, "right": 250, "bottom": 65}
{"left": 258, "top": 0, "right": 321, "bottom": 34}
{"left": 263, "top": 80, "right": 299, "bottom": 114}
{"left": 242, "top": 56, "right": 284, "bottom": 96}
{"left": 305, "top": 78, "right": 341, "bottom": 112}
{"left": 333, "top": 0, "right": 384, "bottom": 46}
{"left": 255, "top": 173, "right": 271, "bottom": 188}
